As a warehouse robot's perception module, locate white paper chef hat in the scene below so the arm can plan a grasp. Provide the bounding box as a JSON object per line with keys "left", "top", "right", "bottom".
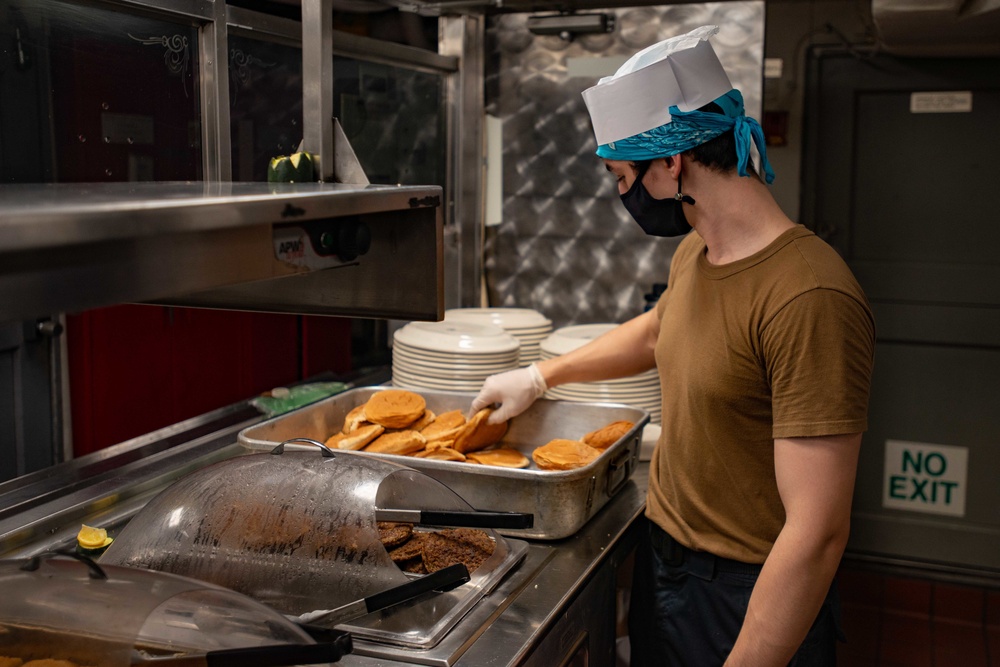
{"left": 581, "top": 25, "right": 734, "bottom": 147}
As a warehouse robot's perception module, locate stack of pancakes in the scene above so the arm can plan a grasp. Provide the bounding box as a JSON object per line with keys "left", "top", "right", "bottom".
{"left": 324, "top": 389, "right": 529, "bottom": 468}
{"left": 531, "top": 420, "right": 634, "bottom": 471}
{"left": 325, "top": 389, "right": 635, "bottom": 472}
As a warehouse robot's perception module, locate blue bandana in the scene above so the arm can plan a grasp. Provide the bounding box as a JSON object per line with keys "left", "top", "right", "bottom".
{"left": 595, "top": 89, "right": 775, "bottom": 184}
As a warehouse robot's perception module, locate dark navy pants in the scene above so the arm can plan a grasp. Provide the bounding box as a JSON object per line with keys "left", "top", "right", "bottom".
{"left": 628, "top": 518, "right": 843, "bottom": 667}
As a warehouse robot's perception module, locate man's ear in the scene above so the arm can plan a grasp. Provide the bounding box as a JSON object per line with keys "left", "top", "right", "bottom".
{"left": 663, "top": 155, "right": 683, "bottom": 178}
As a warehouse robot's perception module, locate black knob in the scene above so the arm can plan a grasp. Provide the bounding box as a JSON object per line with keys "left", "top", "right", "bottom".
{"left": 338, "top": 220, "right": 371, "bottom": 262}
{"left": 36, "top": 319, "right": 64, "bottom": 337}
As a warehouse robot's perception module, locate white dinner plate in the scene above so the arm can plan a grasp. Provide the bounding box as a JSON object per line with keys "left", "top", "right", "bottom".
{"left": 444, "top": 308, "right": 552, "bottom": 331}
{"left": 394, "top": 321, "right": 520, "bottom": 355}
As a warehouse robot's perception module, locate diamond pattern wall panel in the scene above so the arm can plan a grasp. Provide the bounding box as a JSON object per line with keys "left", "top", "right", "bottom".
{"left": 484, "top": 3, "right": 764, "bottom": 328}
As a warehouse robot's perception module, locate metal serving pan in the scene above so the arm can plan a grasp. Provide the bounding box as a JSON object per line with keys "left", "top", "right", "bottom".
{"left": 239, "top": 387, "right": 649, "bottom": 540}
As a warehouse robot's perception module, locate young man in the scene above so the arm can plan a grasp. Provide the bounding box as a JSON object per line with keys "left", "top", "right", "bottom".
{"left": 471, "top": 25, "right": 875, "bottom": 666}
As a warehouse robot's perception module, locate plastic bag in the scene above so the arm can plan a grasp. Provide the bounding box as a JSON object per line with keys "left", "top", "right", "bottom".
{"left": 250, "top": 381, "right": 349, "bottom": 417}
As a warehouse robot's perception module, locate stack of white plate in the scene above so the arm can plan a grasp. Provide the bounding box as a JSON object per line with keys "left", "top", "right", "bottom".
{"left": 540, "top": 324, "right": 662, "bottom": 424}
{"left": 392, "top": 320, "right": 520, "bottom": 392}
{"left": 443, "top": 308, "right": 553, "bottom": 367}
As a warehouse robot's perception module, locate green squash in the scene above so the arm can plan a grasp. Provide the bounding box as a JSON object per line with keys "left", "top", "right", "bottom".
{"left": 267, "top": 151, "right": 315, "bottom": 183}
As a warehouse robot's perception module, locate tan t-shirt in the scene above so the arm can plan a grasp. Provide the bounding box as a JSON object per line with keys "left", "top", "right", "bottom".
{"left": 649, "top": 225, "right": 875, "bottom": 563}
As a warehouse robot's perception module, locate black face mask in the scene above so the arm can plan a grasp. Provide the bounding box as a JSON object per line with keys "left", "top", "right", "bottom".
{"left": 620, "top": 160, "right": 695, "bottom": 238}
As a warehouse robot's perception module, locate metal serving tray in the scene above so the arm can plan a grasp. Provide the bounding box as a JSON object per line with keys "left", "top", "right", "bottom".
{"left": 239, "top": 387, "right": 649, "bottom": 540}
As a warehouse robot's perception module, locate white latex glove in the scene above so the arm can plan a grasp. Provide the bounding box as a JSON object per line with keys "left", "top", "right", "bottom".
{"left": 470, "top": 363, "right": 548, "bottom": 424}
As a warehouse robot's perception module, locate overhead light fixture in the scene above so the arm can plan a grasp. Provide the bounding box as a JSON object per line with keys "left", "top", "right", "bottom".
{"left": 526, "top": 13, "right": 615, "bottom": 40}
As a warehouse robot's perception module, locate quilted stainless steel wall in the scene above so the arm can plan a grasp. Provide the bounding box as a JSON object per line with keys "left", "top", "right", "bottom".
{"left": 484, "top": 3, "right": 764, "bottom": 328}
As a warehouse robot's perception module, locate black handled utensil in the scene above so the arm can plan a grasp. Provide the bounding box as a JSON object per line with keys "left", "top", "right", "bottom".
{"left": 131, "top": 634, "right": 352, "bottom": 667}
{"left": 375, "top": 508, "right": 534, "bottom": 529}
{"left": 294, "top": 562, "right": 470, "bottom": 628}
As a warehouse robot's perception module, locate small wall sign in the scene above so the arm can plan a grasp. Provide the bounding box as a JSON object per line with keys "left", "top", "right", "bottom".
{"left": 883, "top": 440, "right": 968, "bottom": 517}
{"left": 910, "top": 91, "right": 973, "bottom": 114}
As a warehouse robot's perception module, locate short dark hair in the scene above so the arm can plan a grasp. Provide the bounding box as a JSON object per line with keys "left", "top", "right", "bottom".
{"left": 683, "top": 102, "right": 739, "bottom": 174}
{"left": 629, "top": 101, "right": 751, "bottom": 177}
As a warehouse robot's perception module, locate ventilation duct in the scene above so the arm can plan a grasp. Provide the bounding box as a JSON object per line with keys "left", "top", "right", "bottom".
{"left": 872, "top": 0, "right": 1000, "bottom": 56}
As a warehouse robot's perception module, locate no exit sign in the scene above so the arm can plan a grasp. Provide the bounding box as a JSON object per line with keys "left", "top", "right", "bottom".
{"left": 882, "top": 440, "right": 968, "bottom": 517}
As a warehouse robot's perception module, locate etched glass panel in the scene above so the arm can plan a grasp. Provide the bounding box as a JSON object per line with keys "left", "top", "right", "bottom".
{"left": 0, "top": 0, "right": 202, "bottom": 183}
{"left": 228, "top": 34, "right": 303, "bottom": 181}
{"left": 333, "top": 57, "right": 445, "bottom": 187}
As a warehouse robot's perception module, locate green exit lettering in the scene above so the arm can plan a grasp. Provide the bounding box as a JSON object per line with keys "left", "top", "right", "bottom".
{"left": 883, "top": 440, "right": 967, "bottom": 517}
{"left": 889, "top": 475, "right": 959, "bottom": 503}
{"left": 902, "top": 450, "right": 947, "bottom": 476}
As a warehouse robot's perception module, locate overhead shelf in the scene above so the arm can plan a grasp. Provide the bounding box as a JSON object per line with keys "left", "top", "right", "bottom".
{"left": 0, "top": 181, "right": 443, "bottom": 323}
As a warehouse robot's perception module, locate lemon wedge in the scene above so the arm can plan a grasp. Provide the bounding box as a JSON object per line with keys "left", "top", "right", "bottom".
{"left": 77, "top": 524, "right": 113, "bottom": 550}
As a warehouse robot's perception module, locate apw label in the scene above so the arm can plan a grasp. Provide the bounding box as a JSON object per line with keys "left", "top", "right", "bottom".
{"left": 883, "top": 440, "right": 968, "bottom": 517}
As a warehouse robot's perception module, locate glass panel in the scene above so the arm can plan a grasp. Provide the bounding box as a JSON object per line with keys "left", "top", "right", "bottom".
{"left": 228, "top": 33, "right": 303, "bottom": 181}
{"left": 333, "top": 57, "right": 445, "bottom": 186}
{"left": 0, "top": 0, "right": 202, "bottom": 183}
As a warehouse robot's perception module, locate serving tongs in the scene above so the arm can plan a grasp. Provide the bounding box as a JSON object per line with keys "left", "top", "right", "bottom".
{"left": 271, "top": 439, "right": 535, "bottom": 530}
{"left": 131, "top": 640, "right": 351, "bottom": 667}
{"left": 292, "top": 562, "right": 470, "bottom": 628}
{"left": 375, "top": 507, "right": 534, "bottom": 529}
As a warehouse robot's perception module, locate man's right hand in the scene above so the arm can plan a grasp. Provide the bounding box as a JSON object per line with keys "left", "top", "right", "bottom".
{"left": 470, "top": 363, "right": 548, "bottom": 424}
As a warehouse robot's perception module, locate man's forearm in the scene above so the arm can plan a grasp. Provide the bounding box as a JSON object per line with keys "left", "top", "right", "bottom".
{"left": 536, "top": 310, "right": 657, "bottom": 388}
{"left": 723, "top": 526, "right": 847, "bottom": 666}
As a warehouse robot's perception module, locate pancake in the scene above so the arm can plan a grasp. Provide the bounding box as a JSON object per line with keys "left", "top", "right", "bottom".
{"left": 532, "top": 439, "right": 601, "bottom": 471}
{"left": 341, "top": 404, "right": 369, "bottom": 433}
{"left": 420, "top": 410, "right": 467, "bottom": 441}
{"left": 377, "top": 521, "right": 414, "bottom": 549}
{"left": 325, "top": 423, "right": 384, "bottom": 451}
{"left": 364, "top": 389, "right": 426, "bottom": 429}
{"left": 582, "top": 420, "right": 634, "bottom": 450}
{"left": 415, "top": 447, "right": 466, "bottom": 461}
{"left": 365, "top": 429, "right": 427, "bottom": 455}
{"left": 453, "top": 408, "right": 507, "bottom": 454}
{"left": 409, "top": 409, "right": 437, "bottom": 432}
{"left": 465, "top": 448, "right": 529, "bottom": 468}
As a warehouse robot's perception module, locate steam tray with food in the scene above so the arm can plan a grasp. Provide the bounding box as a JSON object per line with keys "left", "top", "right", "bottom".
{"left": 239, "top": 387, "right": 650, "bottom": 539}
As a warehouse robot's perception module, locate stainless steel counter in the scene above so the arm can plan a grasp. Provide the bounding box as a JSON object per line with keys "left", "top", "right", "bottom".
{"left": 0, "top": 403, "right": 650, "bottom": 667}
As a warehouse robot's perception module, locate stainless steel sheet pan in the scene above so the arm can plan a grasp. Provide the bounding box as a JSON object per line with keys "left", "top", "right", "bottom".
{"left": 239, "top": 387, "right": 649, "bottom": 539}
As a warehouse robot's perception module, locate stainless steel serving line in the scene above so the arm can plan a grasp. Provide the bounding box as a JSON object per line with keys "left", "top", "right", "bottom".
{"left": 0, "top": 398, "right": 647, "bottom": 667}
